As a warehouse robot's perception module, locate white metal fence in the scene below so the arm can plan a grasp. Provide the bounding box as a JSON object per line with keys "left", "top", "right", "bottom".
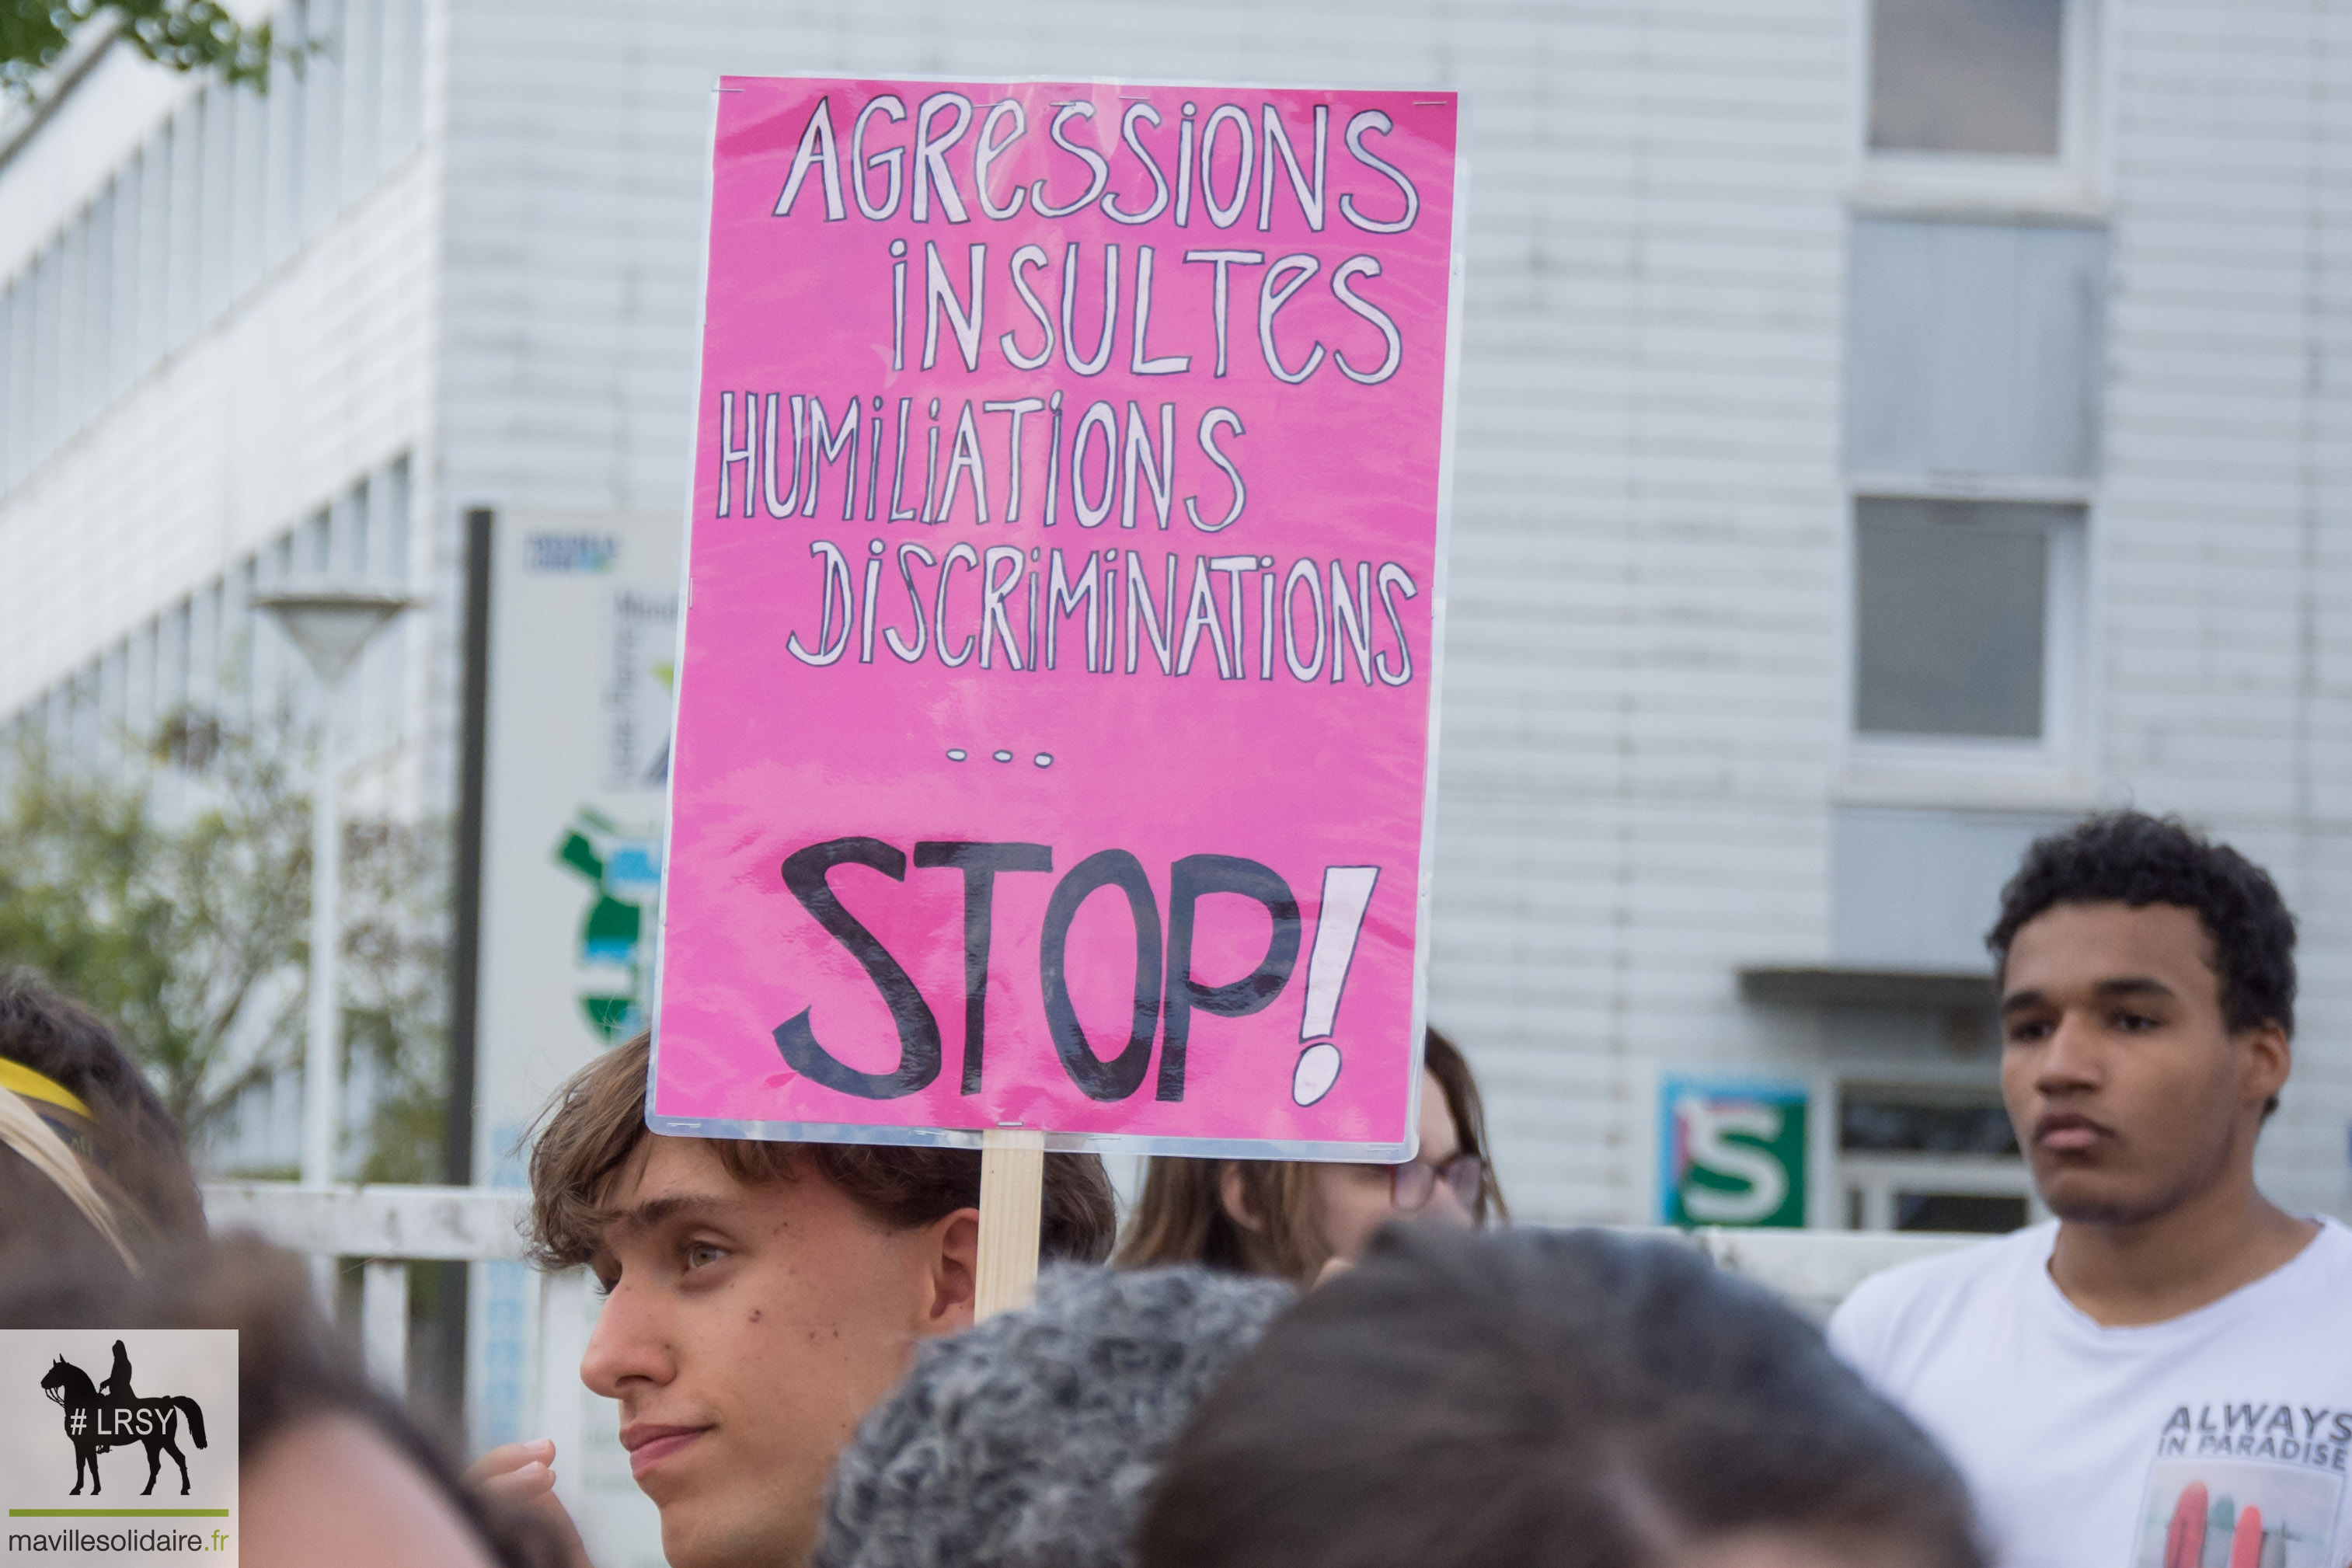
{"left": 204, "top": 1181, "right": 532, "bottom": 1390}
{"left": 200, "top": 1179, "right": 1991, "bottom": 1382}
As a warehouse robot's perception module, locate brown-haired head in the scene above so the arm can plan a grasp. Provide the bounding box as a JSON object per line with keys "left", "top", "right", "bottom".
{"left": 1140, "top": 1225, "right": 1986, "bottom": 1568}
{"left": 1423, "top": 1026, "right": 1508, "bottom": 1222}
{"left": 0, "top": 971, "right": 205, "bottom": 1277}
{"left": 1114, "top": 1026, "right": 1507, "bottom": 1283}
{"left": 525, "top": 1032, "right": 1118, "bottom": 1270}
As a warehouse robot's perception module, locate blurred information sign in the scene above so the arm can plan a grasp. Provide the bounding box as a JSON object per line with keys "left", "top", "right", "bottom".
{"left": 1660, "top": 1072, "right": 1811, "bottom": 1228}
{"left": 651, "top": 76, "right": 1460, "bottom": 1157}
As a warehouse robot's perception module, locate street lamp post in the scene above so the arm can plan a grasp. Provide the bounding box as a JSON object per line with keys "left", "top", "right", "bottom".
{"left": 253, "top": 587, "right": 414, "bottom": 1188}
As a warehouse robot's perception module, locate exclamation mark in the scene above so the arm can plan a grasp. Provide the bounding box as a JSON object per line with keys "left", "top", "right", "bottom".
{"left": 1291, "top": 866, "right": 1380, "bottom": 1106}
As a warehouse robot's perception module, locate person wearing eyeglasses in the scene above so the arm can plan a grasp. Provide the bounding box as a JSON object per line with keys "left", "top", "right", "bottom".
{"left": 1115, "top": 1028, "right": 1507, "bottom": 1284}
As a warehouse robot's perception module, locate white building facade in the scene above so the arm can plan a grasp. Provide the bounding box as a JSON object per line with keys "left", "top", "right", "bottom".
{"left": 4, "top": 0, "right": 2350, "bottom": 1447}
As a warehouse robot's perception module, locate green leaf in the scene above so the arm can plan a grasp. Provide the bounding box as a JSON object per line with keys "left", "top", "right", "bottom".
{"left": 5, "top": 1, "right": 289, "bottom": 103}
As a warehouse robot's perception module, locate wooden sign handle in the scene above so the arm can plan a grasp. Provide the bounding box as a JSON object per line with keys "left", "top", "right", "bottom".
{"left": 974, "top": 1127, "right": 1047, "bottom": 1320}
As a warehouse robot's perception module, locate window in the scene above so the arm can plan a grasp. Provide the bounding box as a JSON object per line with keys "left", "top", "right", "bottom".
{"left": 1869, "top": 0, "right": 2065, "bottom": 159}
{"left": 1859, "top": 0, "right": 2096, "bottom": 214}
{"left": 1830, "top": 804, "right": 2071, "bottom": 969}
{"left": 0, "top": 0, "right": 427, "bottom": 502}
{"left": 1843, "top": 1089, "right": 2015, "bottom": 1156}
{"left": 1843, "top": 216, "right": 2100, "bottom": 770}
{"left": 6, "top": 453, "right": 415, "bottom": 764}
{"left": 301, "top": 509, "right": 332, "bottom": 573}
{"left": 1854, "top": 499, "right": 2078, "bottom": 743}
{"left": 1839, "top": 1085, "right": 2038, "bottom": 1233}
{"left": 1846, "top": 218, "right": 2106, "bottom": 483}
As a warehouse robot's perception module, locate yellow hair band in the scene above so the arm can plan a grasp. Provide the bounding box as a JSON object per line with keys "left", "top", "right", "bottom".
{"left": 0, "top": 1058, "right": 93, "bottom": 1122}
{"left": 0, "top": 1084, "right": 138, "bottom": 1273}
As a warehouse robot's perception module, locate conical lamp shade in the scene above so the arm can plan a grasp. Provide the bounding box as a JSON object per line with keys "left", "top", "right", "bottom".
{"left": 253, "top": 588, "right": 416, "bottom": 686}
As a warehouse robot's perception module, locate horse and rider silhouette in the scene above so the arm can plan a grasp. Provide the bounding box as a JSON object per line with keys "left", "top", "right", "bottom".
{"left": 38, "top": 1340, "right": 208, "bottom": 1497}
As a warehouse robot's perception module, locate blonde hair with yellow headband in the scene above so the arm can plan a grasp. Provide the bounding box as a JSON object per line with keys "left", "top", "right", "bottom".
{"left": 0, "top": 973, "right": 204, "bottom": 1256}
{"left": 0, "top": 1080, "right": 139, "bottom": 1271}
{"left": 0, "top": 1056, "right": 93, "bottom": 1120}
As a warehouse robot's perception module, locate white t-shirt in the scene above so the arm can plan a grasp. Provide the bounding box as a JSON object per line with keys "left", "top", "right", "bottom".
{"left": 1830, "top": 1218, "right": 2352, "bottom": 1568}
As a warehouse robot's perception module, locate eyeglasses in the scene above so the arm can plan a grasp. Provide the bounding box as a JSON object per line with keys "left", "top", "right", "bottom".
{"left": 1387, "top": 1154, "right": 1485, "bottom": 1214}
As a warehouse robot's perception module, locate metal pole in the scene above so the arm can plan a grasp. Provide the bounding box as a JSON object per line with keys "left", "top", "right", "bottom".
{"left": 447, "top": 509, "right": 494, "bottom": 1186}
{"left": 301, "top": 680, "right": 343, "bottom": 1188}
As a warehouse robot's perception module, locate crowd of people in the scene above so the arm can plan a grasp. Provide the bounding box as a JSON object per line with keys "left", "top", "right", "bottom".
{"left": 1, "top": 809, "right": 2342, "bottom": 1568}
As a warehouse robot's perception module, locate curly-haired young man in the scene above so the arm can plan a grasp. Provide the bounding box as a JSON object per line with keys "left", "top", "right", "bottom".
{"left": 1831, "top": 812, "right": 2352, "bottom": 1568}
{"left": 476, "top": 1031, "right": 1116, "bottom": 1568}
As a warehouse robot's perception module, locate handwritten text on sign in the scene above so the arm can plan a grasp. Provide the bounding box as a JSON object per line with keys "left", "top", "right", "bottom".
{"left": 653, "top": 78, "right": 1457, "bottom": 1154}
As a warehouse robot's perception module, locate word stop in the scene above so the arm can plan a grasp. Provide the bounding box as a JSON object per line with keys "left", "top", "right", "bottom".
{"left": 771, "top": 836, "right": 1307, "bottom": 1103}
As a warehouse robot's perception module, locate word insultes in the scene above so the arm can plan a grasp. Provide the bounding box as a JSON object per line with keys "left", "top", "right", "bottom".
{"left": 785, "top": 540, "right": 1419, "bottom": 688}
{"left": 873, "top": 239, "right": 1404, "bottom": 387}
{"left": 772, "top": 837, "right": 1305, "bottom": 1104}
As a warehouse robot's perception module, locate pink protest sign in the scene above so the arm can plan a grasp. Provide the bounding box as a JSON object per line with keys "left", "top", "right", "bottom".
{"left": 650, "top": 76, "right": 1459, "bottom": 1158}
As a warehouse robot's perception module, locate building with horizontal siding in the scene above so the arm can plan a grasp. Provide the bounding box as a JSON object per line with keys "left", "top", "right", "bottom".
{"left": 4, "top": 0, "right": 2349, "bottom": 1513}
